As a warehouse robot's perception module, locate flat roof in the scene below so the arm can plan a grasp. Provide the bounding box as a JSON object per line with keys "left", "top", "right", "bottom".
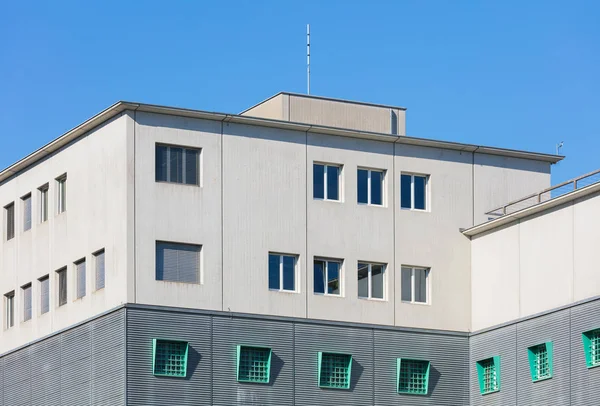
{"left": 0, "top": 100, "right": 564, "bottom": 185}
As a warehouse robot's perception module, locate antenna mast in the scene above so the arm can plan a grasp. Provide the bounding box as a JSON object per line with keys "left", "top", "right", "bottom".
{"left": 307, "top": 24, "right": 310, "bottom": 94}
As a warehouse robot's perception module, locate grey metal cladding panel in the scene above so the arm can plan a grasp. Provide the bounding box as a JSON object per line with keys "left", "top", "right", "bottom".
{"left": 570, "top": 300, "right": 600, "bottom": 406}
{"left": 212, "top": 316, "right": 294, "bottom": 406}
{"left": 126, "top": 308, "right": 212, "bottom": 406}
{"left": 374, "top": 330, "right": 469, "bottom": 406}
{"left": 4, "top": 347, "right": 32, "bottom": 406}
{"left": 30, "top": 390, "right": 60, "bottom": 406}
{"left": 294, "top": 323, "right": 373, "bottom": 406}
{"left": 516, "top": 309, "right": 570, "bottom": 406}
{"left": 30, "top": 336, "right": 61, "bottom": 379}
{"left": 0, "top": 358, "right": 3, "bottom": 406}
{"left": 470, "top": 324, "right": 517, "bottom": 406}
{"left": 92, "top": 310, "right": 125, "bottom": 405}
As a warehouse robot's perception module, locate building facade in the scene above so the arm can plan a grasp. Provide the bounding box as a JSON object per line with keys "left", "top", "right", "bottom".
{"left": 0, "top": 93, "right": 598, "bottom": 405}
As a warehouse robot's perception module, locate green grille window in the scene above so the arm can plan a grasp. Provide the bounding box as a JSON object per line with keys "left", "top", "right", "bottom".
{"left": 583, "top": 328, "right": 600, "bottom": 368}
{"left": 527, "top": 342, "right": 553, "bottom": 381}
{"left": 236, "top": 345, "right": 272, "bottom": 384}
{"left": 152, "top": 339, "right": 189, "bottom": 378}
{"left": 318, "top": 352, "right": 352, "bottom": 389}
{"left": 396, "top": 358, "right": 430, "bottom": 395}
{"left": 476, "top": 356, "right": 500, "bottom": 395}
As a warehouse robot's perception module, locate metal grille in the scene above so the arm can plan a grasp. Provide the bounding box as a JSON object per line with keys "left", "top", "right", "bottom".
{"left": 154, "top": 340, "right": 187, "bottom": 377}
{"left": 398, "top": 359, "right": 428, "bottom": 394}
{"left": 591, "top": 330, "right": 600, "bottom": 366}
{"left": 531, "top": 344, "right": 550, "bottom": 380}
{"left": 481, "top": 358, "right": 498, "bottom": 393}
{"left": 238, "top": 346, "right": 270, "bottom": 383}
{"left": 319, "top": 353, "right": 351, "bottom": 389}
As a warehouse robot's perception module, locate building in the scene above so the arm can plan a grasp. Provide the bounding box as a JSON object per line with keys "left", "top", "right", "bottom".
{"left": 0, "top": 92, "right": 597, "bottom": 405}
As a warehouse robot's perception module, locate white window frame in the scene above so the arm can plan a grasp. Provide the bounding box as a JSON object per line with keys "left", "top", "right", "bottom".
{"left": 314, "top": 163, "right": 342, "bottom": 202}
{"left": 269, "top": 253, "right": 298, "bottom": 293}
{"left": 56, "top": 174, "right": 67, "bottom": 214}
{"left": 401, "top": 173, "right": 429, "bottom": 211}
{"left": 401, "top": 266, "right": 430, "bottom": 305}
{"left": 155, "top": 144, "right": 202, "bottom": 186}
{"left": 357, "top": 262, "right": 386, "bottom": 300}
{"left": 39, "top": 184, "right": 49, "bottom": 223}
{"left": 358, "top": 168, "right": 385, "bottom": 206}
{"left": 313, "top": 258, "right": 343, "bottom": 297}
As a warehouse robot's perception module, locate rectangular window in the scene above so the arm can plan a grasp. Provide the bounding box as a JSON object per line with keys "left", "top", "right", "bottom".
{"left": 22, "top": 284, "right": 32, "bottom": 322}
{"left": 39, "top": 275, "right": 49, "bottom": 315}
{"left": 401, "top": 266, "right": 429, "bottom": 304}
{"left": 357, "top": 168, "right": 384, "bottom": 205}
{"left": 75, "top": 259, "right": 86, "bottom": 299}
{"left": 152, "top": 339, "right": 189, "bottom": 378}
{"left": 476, "top": 357, "right": 500, "bottom": 395}
{"left": 528, "top": 342, "right": 553, "bottom": 381}
{"left": 357, "top": 262, "right": 385, "bottom": 300}
{"left": 39, "top": 184, "right": 49, "bottom": 223}
{"left": 268, "top": 253, "right": 297, "bottom": 292}
{"left": 22, "top": 194, "right": 31, "bottom": 232}
{"left": 397, "top": 358, "right": 430, "bottom": 395}
{"left": 5, "top": 203, "right": 14, "bottom": 240}
{"left": 57, "top": 268, "right": 67, "bottom": 306}
{"left": 318, "top": 352, "right": 352, "bottom": 389}
{"left": 5, "top": 291, "right": 14, "bottom": 329}
{"left": 313, "top": 163, "right": 341, "bottom": 201}
{"left": 94, "top": 249, "right": 105, "bottom": 290}
{"left": 155, "top": 144, "right": 200, "bottom": 185}
{"left": 401, "top": 173, "right": 428, "bottom": 210}
{"left": 582, "top": 329, "right": 600, "bottom": 368}
{"left": 156, "top": 242, "right": 201, "bottom": 284}
{"left": 236, "top": 345, "right": 272, "bottom": 384}
{"left": 56, "top": 175, "right": 67, "bottom": 214}
{"left": 314, "top": 258, "right": 342, "bottom": 296}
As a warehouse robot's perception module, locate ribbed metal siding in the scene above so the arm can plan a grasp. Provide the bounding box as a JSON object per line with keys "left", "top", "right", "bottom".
{"left": 212, "top": 316, "right": 294, "bottom": 405}
{"left": 3, "top": 347, "right": 31, "bottom": 405}
{"left": 374, "top": 330, "right": 469, "bottom": 406}
{"left": 92, "top": 310, "right": 126, "bottom": 405}
{"left": 570, "top": 300, "right": 600, "bottom": 406}
{"left": 30, "top": 336, "right": 61, "bottom": 406}
{"left": 126, "top": 308, "right": 212, "bottom": 405}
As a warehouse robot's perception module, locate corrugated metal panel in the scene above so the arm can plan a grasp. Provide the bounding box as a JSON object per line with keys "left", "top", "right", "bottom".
{"left": 374, "top": 330, "right": 469, "bottom": 405}
{"left": 126, "top": 308, "right": 212, "bottom": 406}
{"left": 30, "top": 336, "right": 61, "bottom": 404}
{"left": 4, "top": 347, "right": 31, "bottom": 405}
{"left": 0, "top": 357, "right": 3, "bottom": 406}
{"left": 92, "top": 310, "right": 125, "bottom": 405}
{"left": 570, "top": 300, "right": 600, "bottom": 406}
{"left": 212, "top": 316, "right": 294, "bottom": 406}
{"left": 61, "top": 323, "right": 92, "bottom": 405}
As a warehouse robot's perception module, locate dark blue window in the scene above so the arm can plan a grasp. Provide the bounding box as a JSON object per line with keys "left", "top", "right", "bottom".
{"left": 401, "top": 174, "right": 412, "bottom": 209}
{"left": 327, "top": 166, "right": 340, "bottom": 200}
{"left": 313, "top": 164, "right": 325, "bottom": 199}
{"left": 268, "top": 254, "right": 280, "bottom": 290}
{"left": 282, "top": 255, "right": 295, "bottom": 291}
{"left": 371, "top": 171, "right": 383, "bottom": 205}
{"left": 414, "top": 175, "right": 427, "bottom": 210}
{"left": 357, "top": 169, "right": 368, "bottom": 204}
{"left": 314, "top": 260, "right": 325, "bottom": 294}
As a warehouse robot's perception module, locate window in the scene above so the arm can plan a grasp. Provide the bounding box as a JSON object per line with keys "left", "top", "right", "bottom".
{"left": 313, "top": 163, "right": 341, "bottom": 201}
{"left": 75, "top": 259, "right": 86, "bottom": 299}
{"left": 156, "top": 242, "right": 201, "bottom": 284}
{"left": 528, "top": 342, "right": 553, "bottom": 381}
{"left": 401, "top": 173, "right": 428, "bottom": 210}
{"left": 5, "top": 203, "right": 14, "bottom": 240}
{"left": 397, "top": 359, "right": 430, "bottom": 395}
{"left": 318, "top": 352, "right": 352, "bottom": 389}
{"left": 582, "top": 328, "right": 600, "bottom": 368}
{"left": 401, "top": 266, "right": 429, "bottom": 304}
{"left": 314, "top": 259, "right": 341, "bottom": 296}
{"left": 56, "top": 175, "right": 67, "bottom": 214}
{"left": 22, "top": 194, "right": 31, "bottom": 231}
{"left": 39, "top": 184, "right": 49, "bottom": 223}
{"left": 5, "top": 291, "right": 14, "bottom": 329}
{"left": 357, "top": 262, "right": 385, "bottom": 299}
{"left": 268, "top": 253, "right": 297, "bottom": 292}
{"left": 21, "top": 283, "right": 32, "bottom": 322}
{"left": 152, "top": 339, "right": 189, "bottom": 378}
{"left": 155, "top": 144, "right": 200, "bottom": 185}
{"left": 94, "top": 250, "right": 105, "bottom": 290}
{"left": 57, "top": 268, "right": 67, "bottom": 306}
{"left": 236, "top": 345, "right": 272, "bottom": 384}
{"left": 476, "top": 357, "right": 500, "bottom": 395}
{"left": 39, "top": 275, "right": 49, "bottom": 315}
{"left": 357, "top": 168, "right": 384, "bottom": 206}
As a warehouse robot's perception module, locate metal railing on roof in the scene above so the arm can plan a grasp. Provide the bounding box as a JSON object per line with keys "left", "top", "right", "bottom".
{"left": 485, "top": 168, "right": 600, "bottom": 219}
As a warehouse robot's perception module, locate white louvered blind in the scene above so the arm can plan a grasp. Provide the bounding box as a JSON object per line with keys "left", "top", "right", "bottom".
{"left": 22, "top": 284, "right": 32, "bottom": 321}
{"left": 76, "top": 260, "right": 86, "bottom": 299}
{"left": 156, "top": 242, "right": 201, "bottom": 283}
{"left": 95, "top": 250, "right": 105, "bottom": 290}
{"left": 5, "top": 203, "right": 14, "bottom": 240}
{"left": 23, "top": 195, "right": 31, "bottom": 231}
{"left": 40, "top": 276, "right": 49, "bottom": 314}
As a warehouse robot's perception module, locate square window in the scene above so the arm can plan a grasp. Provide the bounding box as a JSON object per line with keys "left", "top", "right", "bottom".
{"left": 22, "top": 283, "right": 32, "bottom": 322}
{"left": 155, "top": 144, "right": 200, "bottom": 185}
{"left": 527, "top": 342, "right": 553, "bottom": 381}
{"left": 401, "top": 266, "right": 429, "bottom": 304}
{"left": 152, "top": 339, "right": 189, "bottom": 378}
{"left": 75, "top": 259, "right": 86, "bottom": 299}
{"left": 476, "top": 357, "right": 500, "bottom": 395}
{"left": 56, "top": 175, "right": 67, "bottom": 214}
{"left": 314, "top": 259, "right": 342, "bottom": 296}
{"left": 56, "top": 268, "right": 67, "bottom": 307}
{"left": 357, "top": 169, "right": 384, "bottom": 206}
{"left": 357, "top": 262, "right": 386, "bottom": 300}
{"left": 4, "top": 291, "right": 14, "bottom": 329}
{"left": 156, "top": 242, "right": 201, "bottom": 284}
{"left": 268, "top": 253, "right": 297, "bottom": 292}
{"left": 39, "top": 184, "right": 49, "bottom": 223}
{"left": 401, "top": 173, "right": 428, "bottom": 210}
{"left": 582, "top": 329, "right": 600, "bottom": 368}
{"left": 318, "top": 352, "right": 352, "bottom": 389}
{"left": 39, "top": 275, "right": 50, "bottom": 315}
{"left": 5, "top": 202, "right": 14, "bottom": 241}
{"left": 313, "top": 163, "right": 341, "bottom": 201}
{"left": 237, "top": 345, "right": 272, "bottom": 383}
{"left": 397, "top": 358, "right": 430, "bottom": 395}
{"left": 22, "top": 194, "right": 31, "bottom": 232}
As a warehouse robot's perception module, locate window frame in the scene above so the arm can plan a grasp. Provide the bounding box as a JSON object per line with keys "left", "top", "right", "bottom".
{"left": 74, "top": 258, "right": 86, "bottom": 300}
{"left": 357, "top": 262, "right": 386, "bottom": 301}
{"left": 313, "top": 163, "right": 342, "bottom": 202}
{"left": 56, "top": 174, "right": 67, "bottom": 214}
{"left": 317, "top": 351, "right": 352, "bottom": 390}
{"left": 38, "top": 184, "right": 49, "bottom": 223}
{"left": 56, "top": 267, "right": 67, "bottom": 307}
{"left": 4, "top": 202, "right": 15, "bottom": 241}
{"left": 396, "top": 358, "right": 431, "bottom": 395}
{"left": 94, "top": 249, "right": 106, "bottom": 291}
{"left": 400, "top": 173, "right": 429, "bottom": 211}
{"left": 38, "top": 275, "right": 50, "bottom": 315}
{"left": 155, "top": 143, "right": 202, "bottom": 186}
{"left": 21, "top": 193, "right": 32, "bottom": 232}
{"left": 268, "top": 253, "right": 298, "bottom": 293}
{"left": 21, "top": 283, "right": 32, "bottom": 322}
{"left": 527, "top": 342, "right": 553, "bottom": 382}
{"left": 152, "top": 338, "right": 189, "bottom": 378}
{"left": 313, "top": 258, "right": 343, "bottom": 297}
{"left": 4, "top": 291, "right": 15, "bottom": 330}
{"left": 582, "top": 328, "right": 600, "bottom": 368}
{"left": 357, "top": 168, "right": 385, "bottom": 206}
{"left": 401, "top": 266, "right": 430, "bottom": 305}
{"left": 236, "top": 345, "right": 273, "bottom": 384}
{"left": 155, "top": 241, "right": 202, "bottom": 284}
{"left": 476, "top": 356, "right": 501, "bottom": 395}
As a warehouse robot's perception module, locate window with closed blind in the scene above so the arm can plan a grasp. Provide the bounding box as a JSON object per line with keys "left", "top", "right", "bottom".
{"left": 5, "top": 203, "right": 14, "bottom": 241}
{"left": 39, "top": 184, "right": 49, "bottom": 223}
{"left": 56, "top": 267, "right": 67, "bottom": 306}
{"left": 75, "top": 259, "right": 86, "bottom": 299}
{"left": 5, "top": 291, "right": 14, "bottom": 329}
{"left": 156, "top": 242, "right": 201, "bottom": 284}
{"left": 94, "top": 250, "right": 105, "bottom": 290}
{"left": 22, "top": 283, "right": 32, "bottom": 322}
{"left": 39, "top": 275, "right": 49, "bottom": 314}
{"left": 22, "top": 194, "right": 31, "bottom": 232}
{"left": 56, "top": 174, "right": 67, "bottom": 214}
{"left": 155, "top": 144, "right": 200, "bottom": 185}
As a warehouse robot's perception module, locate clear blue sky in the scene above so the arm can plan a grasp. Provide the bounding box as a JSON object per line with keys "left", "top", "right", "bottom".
{"left": 1, "top": 1, "right": 598, "bottom": 184}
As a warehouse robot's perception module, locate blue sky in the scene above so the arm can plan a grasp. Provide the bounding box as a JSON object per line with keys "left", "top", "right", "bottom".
{"left": 1, "top": 1, "right": 598, "bottom": 184}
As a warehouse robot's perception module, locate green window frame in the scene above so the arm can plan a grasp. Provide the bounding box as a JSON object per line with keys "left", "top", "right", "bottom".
{"left": 152, "top": 339, "right": 189, "bottom": 378}
{"left": 236, "top": 345, "right": 272, "bottom": 384}
{"left": 318, "top": 352, "right": 352, "bottom": 390}
{"left": 396, "top": 358, "right": 430, "bottom": 395}
{"left": 582, "top": 328, "right": 600, "bottom": 368}
{"left": 476, "top": 356, "right": 500, "bottom": 395}
{"left": 527, "top": 342, "right": 553, "bottom": 382}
